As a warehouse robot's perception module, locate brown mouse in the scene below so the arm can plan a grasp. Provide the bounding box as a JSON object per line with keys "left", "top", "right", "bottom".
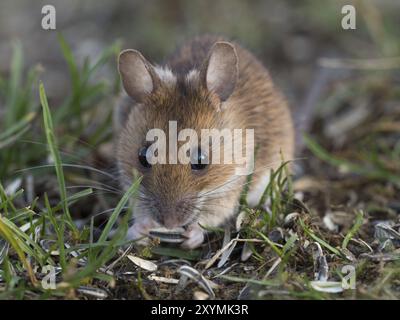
{"left": 114, "top": 35, "right": 294, "bottom": 249}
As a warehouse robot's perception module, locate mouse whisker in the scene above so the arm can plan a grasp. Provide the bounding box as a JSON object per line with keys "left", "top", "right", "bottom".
{"left": 20, "top": 138, "right": 113, "bottom": 169}
{"left": 16, "top": 163, "right": 117, "bottom": 180}
{"left": 67, "top": 185, "right": 122, "bottom": 195}
{"left": 198, "top": 156, "right": 302, "bottom": 198}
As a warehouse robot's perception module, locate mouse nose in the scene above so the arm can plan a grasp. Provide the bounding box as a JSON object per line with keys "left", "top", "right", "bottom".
{"left": 161, "top": 214, "right": 181, "bottom": 229}
{"left": 157, "top": 198, "right": 192, "bottom": 229}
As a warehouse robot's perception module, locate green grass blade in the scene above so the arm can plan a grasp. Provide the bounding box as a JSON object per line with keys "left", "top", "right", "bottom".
{"left": 5, "top": 41, "right": 23, "bottom": 126}
{"left": 39, "top": 82, "right": 78, "bottom": 235}
{"left": 299, "top": 218, "right": 342, "bottom": 256}
{"left": 98, "top": 177, "right": 142, "bottom": 243}
{"left": 342, "top": 210, "right": 364, "bottom": 250}
{"left": 0, "top": 214, "right": 37, "bottom": 285}
{"left": 57, "top": 34, "right": 79, "bottom": 92}
{"left": 255, "top": 230, "right": 283, "bottom": 257}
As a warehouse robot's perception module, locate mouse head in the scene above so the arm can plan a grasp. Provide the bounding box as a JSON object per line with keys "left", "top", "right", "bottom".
{"left": 117, "top": 42, "right": 246, "bottom": 230}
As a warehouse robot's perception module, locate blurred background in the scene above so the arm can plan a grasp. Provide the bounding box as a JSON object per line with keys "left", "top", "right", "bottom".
{"left": 0, "top": 0, "right": 399, "bottom": 105}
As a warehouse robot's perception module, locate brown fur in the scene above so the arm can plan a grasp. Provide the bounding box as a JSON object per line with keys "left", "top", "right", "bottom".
{"left": 115, "top": 35, "right": 294, "bottom": 237}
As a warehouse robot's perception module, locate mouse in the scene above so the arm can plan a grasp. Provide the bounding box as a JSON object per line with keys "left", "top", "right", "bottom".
{"left": 114, "top": 35, "right": 294, "bottom": 249}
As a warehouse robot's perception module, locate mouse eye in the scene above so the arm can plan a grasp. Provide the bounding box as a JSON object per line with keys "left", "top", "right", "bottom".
{"left": 191, "top": 149, "right": 208, "bottom": 171}
{"left": 138, "top": 147, "right": 151, "bottom": 168}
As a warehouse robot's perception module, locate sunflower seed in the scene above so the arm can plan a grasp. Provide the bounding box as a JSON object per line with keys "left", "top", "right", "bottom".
{"left": 127, "top": 255, "right": 158, "bottom": 272}
{"left": 178, "top": 265, "right": 215, "bottom": 299}
{"left": 311, "top": 242, "right": 329, "bottom": 281}
{"left": 283, "top": 212, "right": 299, "bottom": 228}
{"left": 5, "top": 178, "right": 22, "bottom": 195}
{"left": 77, "top": 286, "right": 108, "bottom": 299}
{"left": 0, "top": 240, "right": 9, "bottom": 265}
{"left": 149, "top": 227, "right": 185, "bottom": 243}
{"left": 375, "top": 222, "right": 400, "bottom": 245}
{"left": 236, "top": 211, "right": 248, "bottom": 232}
{"left": 310, "top": 281, "right": 344, "bottom": 293}
{"left": 148, "top": 275, "right": 179, "bottom": 284}
{"left": 20, "top": 219, "right": 39, "bottom": 232}
{"left": 268, "top": 228, "right": 284, "bottom": 243}
{"left": 241, "top": 242, "right": 253, "bottom": 262}
{"left": 193, "top": 291, "right": 209, "bottom": 300}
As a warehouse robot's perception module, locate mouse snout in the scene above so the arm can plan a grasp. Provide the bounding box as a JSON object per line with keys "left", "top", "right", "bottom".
{"left": 161, "top": 214, "right": 182, "bottom": 229}
{"left": 156, "top": 197, "right": 195, "bottom": 229}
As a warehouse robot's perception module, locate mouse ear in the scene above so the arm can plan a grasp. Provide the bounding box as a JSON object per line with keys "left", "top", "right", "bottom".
{"left": 200, "top": 42, "right": 238, "bottom": 102}
{"left": 118, "top": 49, "right": 160, "bottom": 102}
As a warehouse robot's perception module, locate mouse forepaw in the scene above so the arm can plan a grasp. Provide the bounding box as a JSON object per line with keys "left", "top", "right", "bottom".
{"left": 126, "top": 216, "right": 158, "bottom": 245}
{"left": 181, "top": 225, "right": 205, "bottom": 249}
